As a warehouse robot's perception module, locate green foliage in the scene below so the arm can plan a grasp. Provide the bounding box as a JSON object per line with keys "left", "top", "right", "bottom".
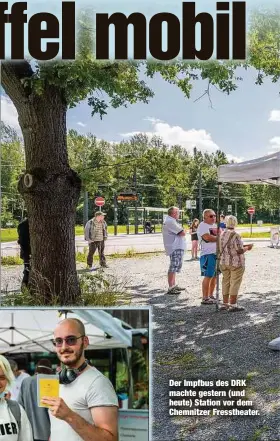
{"left": 1, "top": 256, "right": 22, "bottom": 266}
{"left": 0, "top": 122, "right": 25, "bottom": 225}
{"left": 248, "top": 9, "right": 280, "bottom": 83}
{"left": 3, "top": 119, "right": 280, "bottom": 225}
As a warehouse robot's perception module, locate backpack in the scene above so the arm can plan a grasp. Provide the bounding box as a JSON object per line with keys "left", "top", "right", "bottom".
{"left": 7, "top": 399, "right": 21, "bottom": 431}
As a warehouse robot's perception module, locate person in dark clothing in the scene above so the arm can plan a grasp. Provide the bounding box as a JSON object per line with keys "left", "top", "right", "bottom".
{"left": 17, "top": 218, "right": 31, "bottom": 288}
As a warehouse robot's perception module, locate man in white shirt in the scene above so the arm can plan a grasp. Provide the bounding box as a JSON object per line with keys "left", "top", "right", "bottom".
{"left": 197, "top": 209, "right": 218, "bottom": 305}
{"left": 8, "top": 360, "right": 30, "bottom": 401}
{"left": 162, "top": 206, "right": 187, "bottom": 294}
{"left": 41, "top": 318, "right": 118, "bottom": 441}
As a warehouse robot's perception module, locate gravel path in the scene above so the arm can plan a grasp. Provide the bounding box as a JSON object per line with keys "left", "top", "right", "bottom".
{"left": 2, "top": 247, "right": 280, "bottom": 441}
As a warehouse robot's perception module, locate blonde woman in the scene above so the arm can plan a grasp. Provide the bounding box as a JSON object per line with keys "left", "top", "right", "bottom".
{"left": 0, "top": 355, "right": 33, "bottom": 441}
{"left": 219, "top": 215, "right": 253, "bottom": 312}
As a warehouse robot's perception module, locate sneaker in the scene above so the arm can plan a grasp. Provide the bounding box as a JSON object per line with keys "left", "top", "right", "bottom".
{"left": 167, "top": 286, "right": 181, "bottom": 294}
{"left": 219, "top": 303, "right": 229, "bottom": 311}
{"left": 201, "top": 297, "right": 216, "bottom": 305}
{"left": 101, "top": 264, "right": 109, "bottom": 268}
{"left": 174, "top": 285, "right": 185, "bottom": 291}
{"left": 87, "top": 266, "right": 96, "bottom": 272}
{"left": 228, "top": 305, "right": 245, "bottom": 312}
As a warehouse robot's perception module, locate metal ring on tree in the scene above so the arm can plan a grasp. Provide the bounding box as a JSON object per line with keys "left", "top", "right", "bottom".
{"left": 24, "top": 173, "right": 33, "bottom": 188}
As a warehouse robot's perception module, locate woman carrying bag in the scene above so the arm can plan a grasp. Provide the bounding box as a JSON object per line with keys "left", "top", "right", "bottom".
{"left": 219, "top": 215, "right": 253, "bottom": 312}
{"left": 0, "top": 355, "right": 33, "bottom": 441}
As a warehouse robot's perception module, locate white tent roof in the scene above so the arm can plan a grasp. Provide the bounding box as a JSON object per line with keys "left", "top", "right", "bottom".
{"left": 0, "top": 309, "right": 133, "bottom": 354}
{"left": 218, "top": 151, "right": 280, "bottom": 186}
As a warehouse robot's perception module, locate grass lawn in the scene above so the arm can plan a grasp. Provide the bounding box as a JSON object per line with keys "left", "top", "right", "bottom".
{"left": 239, "top": 223, "right": 274, "bottom": 228}
{"left": 1, "top": 223, "right": 276, "bottom": 242}
{"left": 1, "top": 224, "right": 164, "bottom": 242}
{"left": 241, "top": 232, "right": 270, "bottom": 238}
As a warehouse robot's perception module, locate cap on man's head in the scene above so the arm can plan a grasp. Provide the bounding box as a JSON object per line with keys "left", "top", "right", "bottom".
{"left": 95, "top": 211, "right": 106, "bottom": 217}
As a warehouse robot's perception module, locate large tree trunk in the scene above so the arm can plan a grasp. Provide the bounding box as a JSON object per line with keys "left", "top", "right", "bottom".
{"left": 2, "top": 63, "right": 81, "bottom": 304}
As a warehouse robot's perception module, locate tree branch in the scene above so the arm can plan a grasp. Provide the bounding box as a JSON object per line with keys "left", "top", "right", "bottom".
{"left": 193, "top": 81, "right": 214, "bottom": 109}
{"left": 1, "top": 61, "right": 34, "bottom": 105}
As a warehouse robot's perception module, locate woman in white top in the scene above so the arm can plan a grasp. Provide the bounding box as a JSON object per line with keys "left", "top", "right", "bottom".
{"left": 0, "top": 355, "right": 33, "bottom": 441}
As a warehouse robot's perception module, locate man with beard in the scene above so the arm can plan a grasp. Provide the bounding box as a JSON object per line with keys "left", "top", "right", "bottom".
{"left": 41, "top": 319, "right": 118, "bottom": 441}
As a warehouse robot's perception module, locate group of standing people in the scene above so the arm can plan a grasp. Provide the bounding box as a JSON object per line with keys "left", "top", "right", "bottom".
{"left": 162, "top": 207, "right": 253, "bottom": 311}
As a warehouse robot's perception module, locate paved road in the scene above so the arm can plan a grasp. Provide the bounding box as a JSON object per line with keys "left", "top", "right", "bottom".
{"left": 1, "top": 227, "right": 276, "bottom": 257}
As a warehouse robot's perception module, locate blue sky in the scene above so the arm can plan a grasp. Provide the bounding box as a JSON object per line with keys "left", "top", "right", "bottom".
{"left": 2, "top": 0, "right": 280, "bottom": 162}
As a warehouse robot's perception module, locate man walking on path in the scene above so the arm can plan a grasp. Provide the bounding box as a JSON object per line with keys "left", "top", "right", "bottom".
{"left": 84, "top": 212, "right": 108, "bottom": 270}
{"left": 197, "top": 209, "right": 218, "bottom": 305}
{"left": 162, "top": 206, "right": 187, "bottom": 294}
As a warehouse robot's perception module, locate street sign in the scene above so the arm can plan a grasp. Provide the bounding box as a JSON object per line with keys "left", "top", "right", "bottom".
{"left": 186, "top": 200, "right": 196, "bottom": 209}
{"left": 247, "top": 207, "right": 255, "bottom": 215}
{"left": 227, "top": 205, "right": 232, "bottom": 213}
{"left": 117, "top": 193, "right": 138, "bottom": 202}
{"left": 95, "top": 196, "right": 105, "bottom": 207}
{"left": 247, "top": 207, "right": 255, "bottom": 235}
{"left": 117, "top": 195, "right": 138, "bottom": 201}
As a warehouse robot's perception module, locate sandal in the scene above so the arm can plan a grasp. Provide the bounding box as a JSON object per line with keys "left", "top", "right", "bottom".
{"left": 209, "top": 295, "right": 216, "bottom": 301}
{"left": 219, "top": 303, "right": 229, "bottom": 311}
{"left": 201, "top": 297, "right": 215, "bottom": 305}
{"left": 228, "top": 305, "right": 245, "bottom": 312}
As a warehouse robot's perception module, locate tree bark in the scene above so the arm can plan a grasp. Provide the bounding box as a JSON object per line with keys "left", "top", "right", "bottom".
{"left": 1, "top": 63, "right": 82, "bottom": 304}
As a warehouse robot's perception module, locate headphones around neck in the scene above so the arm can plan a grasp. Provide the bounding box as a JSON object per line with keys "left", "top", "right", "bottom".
{"left": 59, "top": 361, "right": 88, "bottom": 385}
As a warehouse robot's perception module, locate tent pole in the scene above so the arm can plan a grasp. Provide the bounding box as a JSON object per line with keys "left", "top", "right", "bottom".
{"left": 215, "top": 183, "right": 222, "bottom": 312}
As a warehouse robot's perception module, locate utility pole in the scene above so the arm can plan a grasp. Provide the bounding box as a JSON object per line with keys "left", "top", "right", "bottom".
{"left": 134, "top": 164, "right": 138, "bottom": 234}
{"left": 178, "top": 193, "right": 182, "bottom": 210}
{"left": 198, "top": 169, "right": 203, "bottom": 221}
{"left": 83, "top": 190, "right": 89, "bottom": 226}
{"left": 114, "top": 164, "right": 120, "bottom": 236}
{"left": 113, "top": 193, "right": 118, "bottom": 235}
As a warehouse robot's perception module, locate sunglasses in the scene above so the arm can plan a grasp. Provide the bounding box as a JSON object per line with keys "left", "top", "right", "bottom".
{"left": 209, "top": 214, "right": 216, "bottom": 218}
{"left": 52, "top": 335, "right": 85, "bottom": 347}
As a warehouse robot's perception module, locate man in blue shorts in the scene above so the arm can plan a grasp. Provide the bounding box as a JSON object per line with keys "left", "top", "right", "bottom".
{"left": 197, "top": 209, "right": 218, "bottom": 305}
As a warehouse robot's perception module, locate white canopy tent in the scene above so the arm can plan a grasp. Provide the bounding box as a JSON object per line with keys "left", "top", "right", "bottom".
{"left": 0, "top": 309, "right": 133, "bottom": 354}
{"left": 217, "top": 152, "right": 280, "bottom": 350}
{"left": 218, "top": 151, "right": 280, "bottom": 187}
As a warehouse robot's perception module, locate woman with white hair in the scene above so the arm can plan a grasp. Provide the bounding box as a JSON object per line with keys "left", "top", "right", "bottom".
{"left": 0, "top": 355, "right": 33, "bottom": 441}
{"left": 219, "top": 215, "right": 253, "bottom": 312}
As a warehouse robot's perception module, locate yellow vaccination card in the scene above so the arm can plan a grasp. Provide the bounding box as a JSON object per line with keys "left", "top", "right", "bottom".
{"left": 37, "top": 375, "right": 60, "bottom": 408}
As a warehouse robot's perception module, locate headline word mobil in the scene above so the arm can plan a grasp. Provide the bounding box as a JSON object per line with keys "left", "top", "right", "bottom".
{"left": 1, "top": 1, "right": 246, "bottom": 61}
